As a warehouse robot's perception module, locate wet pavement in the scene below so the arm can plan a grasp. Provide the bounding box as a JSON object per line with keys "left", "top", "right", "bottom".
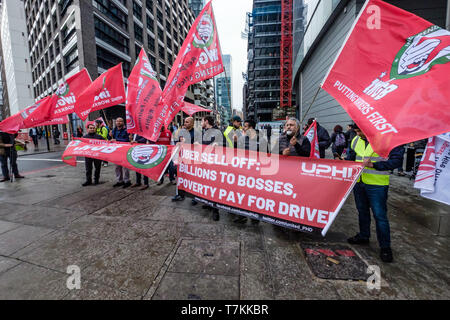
{"left": 0, "top": 163, "right": 449, "bottom": 300}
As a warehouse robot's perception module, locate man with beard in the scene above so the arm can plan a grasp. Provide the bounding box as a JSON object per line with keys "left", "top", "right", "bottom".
{"left": 279, "top": 118, "right": 311, "bottom": 157}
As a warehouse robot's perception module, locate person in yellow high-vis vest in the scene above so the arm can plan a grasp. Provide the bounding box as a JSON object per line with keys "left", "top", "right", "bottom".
{"left": 223, "top": 116, "right": 243, "bottom": 148}
{"left": 347, "top": 123, "right": 405, "bottom": 263}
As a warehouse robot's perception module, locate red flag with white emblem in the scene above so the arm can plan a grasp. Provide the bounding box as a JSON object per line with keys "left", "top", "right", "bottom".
{"left": 321, "top": 0, "right": 450, "bottom": 157}
{"left": 304, "top": 120, "right": 320, "bottom": 159}
{"left": 74, "top": 64, "right": 126, "bottom": 121}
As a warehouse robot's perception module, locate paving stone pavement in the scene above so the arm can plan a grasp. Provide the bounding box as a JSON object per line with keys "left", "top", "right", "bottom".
{"left": 0, "top": 164, "right": 449, "bottom": 300}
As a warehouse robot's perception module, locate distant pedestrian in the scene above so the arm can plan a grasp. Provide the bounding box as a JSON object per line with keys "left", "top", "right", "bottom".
{"left": 53, "top": 127, "right": 60, "bottom": 145}
{"left": 307, "top": 118, "right": 331, "bottom": 158}
{"left": 331, "top": 125, "right": 347, "bottom": 157}
{"left": 345, "top": 124, "right": 357, "bottom": 160}
{"left": 29, "top": 127, "right": 39, "bottom": 148}
{"left": 82, "top": 124, "right": 104, "bottom": 186}
{"left": 110, "top": 117, "right": 131, "bottom": 188}
{"left": 76, "top": 126, "right": 83, "bottom": 138}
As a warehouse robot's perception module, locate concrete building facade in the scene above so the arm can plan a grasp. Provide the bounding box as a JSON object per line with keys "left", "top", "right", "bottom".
{"left": 292, "top": 0, "right": 449, "bottom": 133}
{"left": 0, "top": 0, "right": 35, "bottom": 117}
{"left": 23, "top": 0, "right": 209, "bottom": 129}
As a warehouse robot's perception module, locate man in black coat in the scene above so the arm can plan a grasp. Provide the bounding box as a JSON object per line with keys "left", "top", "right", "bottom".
{"left": 82, "top": 124, "right": 104, "bottom": 186}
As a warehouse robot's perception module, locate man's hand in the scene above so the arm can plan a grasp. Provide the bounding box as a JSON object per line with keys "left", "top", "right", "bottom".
{"left": 110, "top": 139, "right": 117, "bottom": 143}
{"left": 290, "top": 136, "right": 297, "bottom": 146}
{"left": 282, "top": 148, "right": 290, "bottom": 156}
{"left": 362, "top": 158, "right": 374, "bottom": 168}
{"left": 233, "top": 135, "right": 238, "bottom": 142}
{"left": 130, "top": 141, "right": 136, "bottom": 144}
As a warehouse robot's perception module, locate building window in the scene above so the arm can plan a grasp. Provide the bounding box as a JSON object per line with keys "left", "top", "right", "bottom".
{"left": 135, "top": 44, "right": 141, "bottom": 59}
{"left": 64, "top": 46, "right": 79, "bottom": 73}
{"left": 94, "top": 17, "right": 129, "bottom": 54}
{"left": 133, "top": 1, "right": 142, "bottom": 20}
{"left": 159, "top": 61, "right": 165, "bottom": 77}
{"left": 134, "top": 23, "right": 143, "bottom": 43}
{"left": 146, "top": 0, "right": 154, "bottom": 10}
{"left": 157, "top": 27, "right": 164, "bottom": 42}
{"left": 158, "top": 44, "right": 165, "bottom": 60}
{"left": 59, "top": 0, "right": 73, "bottom": 18}
{"left": 93, "top": 0, "right": 128, "bottom": 31}
{"left": 61, "top": 25, "right": 76, "bottom": 47}
{"left": 96, "top": 46, "right": 131, "bottom": 77}
{"left": 146, "top": 14, "right": 154, "bottom": 33}
{"left": 147, "top": 35, "right": 155, "bottom": 52}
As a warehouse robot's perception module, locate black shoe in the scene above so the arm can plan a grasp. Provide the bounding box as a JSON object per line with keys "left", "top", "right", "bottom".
{"left": 380, "top": 247, "right": 393, "bottom": 263}
{"left": 212, "top": 210, "right": 220, "bottom": 221}
{"left": 172, "top": 195, "right": 185, "bottom": 202}
{"left": 347, "top": 234, "right": 370, "bottom": 245}
{"left": 157, "top": 180, "right": 163, "bottom": 185}
{"left": 233, "top": 216, "right": 247, "bottom": 224}
{"left": 191, "top": 199, "right": 198, "bottom": 206}
{"left": 0, "top": 178, "right": 9, "bottom": 182}
{"left": 82, "top": 181, "right": 92, "bottom": 187}
{"left": 113, "top": 182, "right": 124, "bottom": 187}
{"left": 94, "top": 180, "right": 99, "bottom": 185}
{"left": 15, "top": 175, "right": 25, "bottom": 179}
{"left": 202, "top": 205, "right": 210, "bottom": 210}
{"left": 122, "top": 182, "right": 132, "bottom": 188}
{"left": 251, "top": 219, "right": 260, "bottom": 225}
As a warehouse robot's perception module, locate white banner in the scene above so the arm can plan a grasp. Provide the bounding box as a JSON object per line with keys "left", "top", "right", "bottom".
{"left": 414, "top": 133, "right": 450, "bottom": 205}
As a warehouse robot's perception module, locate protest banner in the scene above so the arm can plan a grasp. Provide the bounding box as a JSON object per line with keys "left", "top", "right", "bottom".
{"left": 304, "top": 120, "right": 320, "bottom": 158}
{"left": 177, "top": 144, "right": 363, "bottom": 235}
{"left": 322, "top": 0, "right": 450, "bottom": 157}
{"left": 74, "top": 64, "right": 126, "bottom": 121}
{"left": 414, "top": 134, "right": 450, "bottom": 205}
{"left": 62, "top": 138, "right": 178, "bottom": 181}
{"left": 181, "top": 102, "right": 212, "bottom": 116}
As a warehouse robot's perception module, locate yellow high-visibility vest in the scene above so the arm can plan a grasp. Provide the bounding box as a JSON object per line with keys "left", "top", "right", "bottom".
{"left": 224, "top": 126, "right": 235, "bottom": 148}
{"left": 352, "top": 136, "right": 390, "bottom": 186}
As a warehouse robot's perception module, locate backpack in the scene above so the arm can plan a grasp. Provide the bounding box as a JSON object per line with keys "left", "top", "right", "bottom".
{"left": 335, "top": 133, "right": 346, "bottom": 147}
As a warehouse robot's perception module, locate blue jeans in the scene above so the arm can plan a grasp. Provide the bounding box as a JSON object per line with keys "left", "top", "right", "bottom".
{"left": 353, "top": 182, "right": 391, "bottom": 248}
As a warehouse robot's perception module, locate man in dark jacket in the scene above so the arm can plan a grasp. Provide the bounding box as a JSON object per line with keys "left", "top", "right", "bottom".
{"left": 307, "top": 118, "right": 331, "bottom": 158}
{"left": 82, "top": 124, "right": 104, "bottom": 186}
{"left": 279, "top": 118, "right": 311, "bottom": 157}
{"left": 0, "top": 132, "right": 25, "bottom": 182}
{"left": 345, "top": 124, "right": 357, "bottom": 160}
{"left": 347, "top": 124, "right": 404, "bottom": 263}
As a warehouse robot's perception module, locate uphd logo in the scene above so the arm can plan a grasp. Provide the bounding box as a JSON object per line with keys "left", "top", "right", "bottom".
{"left": 301, "top": 163, "right": 355, "bottom": 179}
{"left": 94, "top": 88, "right": 111, "bottom": 102}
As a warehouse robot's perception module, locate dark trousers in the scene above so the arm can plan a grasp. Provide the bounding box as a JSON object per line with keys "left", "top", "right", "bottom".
{"left": 136, "top": 172, "right": 149, "bottom": 185}
{"left": 405, "top": 148, "right": 416, "bottom": 172}
{"left": 31, "top": 135, "right": 38, "bottom": 146}
{"left": 160, "top": 161, "right": 176, "bottom": 182}
{"left": 0, "top": 149, "right": 19, "bottom": 179}
{"left": 353, "top": 182, "right": 391, "bottom": 249}
{"left": 85, "top": 158, "right": 101, "bottom": 183}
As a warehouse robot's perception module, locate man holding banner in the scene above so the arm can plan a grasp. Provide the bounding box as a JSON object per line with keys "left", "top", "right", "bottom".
{"left": 347, "top": 124, "right": 404, "bottom": 263}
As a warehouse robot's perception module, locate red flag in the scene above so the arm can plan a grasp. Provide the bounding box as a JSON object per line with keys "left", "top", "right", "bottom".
{"left": 53, "top": 68, "right": 92, "bottom": 117}
{"left": 125, "top": 48, "right": 163, "bottom": 139}
{"left": 74, "top": 64, "right": 126, "bottom": 121}
{"left": 62, "top": 138, "right": 178, "bottom": 182}
{"left": 35, "top": 117, "right": 68, "bottom": 127}
{"left": 0, "top": 113, "right": 24, "bottom": 134}
{"left": 304, "top": 120, "right": 320, "bottom": 158}
{"left": 321, "top": 0, "right": 450, "bottom": 157}
{"left": 182, "top": 102, "right": 212, "bottom": 116}
{"left": 149, "top": 0, "right": 223, "bottom": 141}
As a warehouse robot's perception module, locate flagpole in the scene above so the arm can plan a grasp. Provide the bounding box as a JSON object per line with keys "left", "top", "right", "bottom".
{"left": 301, "top": 86, "right": 321, "bottom": 124}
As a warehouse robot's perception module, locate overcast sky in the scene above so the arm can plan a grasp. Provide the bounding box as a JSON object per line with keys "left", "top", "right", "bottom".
{"left": 212, "top": 0, "right": 253, "bottom": 112}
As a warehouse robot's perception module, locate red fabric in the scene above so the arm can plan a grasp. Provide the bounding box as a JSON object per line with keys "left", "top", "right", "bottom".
{"left": 304, "top": 120, "right": 320, "bottom": 158}
{"left": 125, "top": 48, "right": 163, "bottom": 140}
{"left": 177, "top": 144, "right": 363, "bottom": 234}
{"left": 53, "top": 68, "right": 92, "bottom": 117}
{"left": 156, "top": 129, "right": 172, "bottom": 145}
{"left": 74, "top": 64, "right": 125, "bottom": 121}
{"left": 321, "top": 0, "right": 450, "bottom": 157}
{"left": 156, "top": 1, "right": 223, "bottom": 139}
{"left": 62, "top": 138, "right": 177, "bottom": 181}
{"left": 182, "top": 102, "right": 212, "bottom": 116}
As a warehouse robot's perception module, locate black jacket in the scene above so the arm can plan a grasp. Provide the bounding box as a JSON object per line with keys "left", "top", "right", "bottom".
{"left": 317, "top": 124, "right": 331, "bottom": 158}
{"left": 279, "top": 132, "right": 311, "bottom": 157}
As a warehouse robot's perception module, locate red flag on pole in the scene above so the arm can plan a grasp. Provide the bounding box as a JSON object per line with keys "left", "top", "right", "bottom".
{"left": 304, "top": 120, "right": 320, "bottom": 159}
{"left": 53, "top": 68, "right": 92, "bottom": 118}
{"left": 182, "top": 102, "right": 212, "bottom": 116}
{"left": 125, "top": 48, "right": 163, "bottom": 138}
{"left": 0, "top": 113, "right": 24, "bottom": 134}
{"left": 74, "top": 64, "right": 126, "bottom": 121}
{"left": 147, "top": 0, "right": 223, "bottom": 141}
{"left": 321, "top": 0, "right": 450, "bottom": 157}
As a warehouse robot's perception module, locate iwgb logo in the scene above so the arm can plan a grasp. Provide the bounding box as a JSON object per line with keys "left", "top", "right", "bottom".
{"left": 300, "top": 163, "right": 361, "bottom": 180}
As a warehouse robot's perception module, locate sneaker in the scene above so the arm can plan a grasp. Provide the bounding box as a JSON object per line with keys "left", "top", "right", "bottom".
{"left": 233, "top": 216, "right": 247, "bottom": 224}
{"left": 397, "top": 172, "right": 406, "bottom": 176}
{"left": 171, "top": 195, "right": 185, "bottom": 202}
{"left": 94, "top": 180, "right": 100, "bottom": 185}
{"left": 192, "top": 199, "right": 198, "bottom": 206}
{"left": 122, "top": 181, "right": 132, "bottom": 188}
{"left": 131, "top": 183, "right": 142, "bottom": 188}
{"left": 140, "top": 185, "right": 149, "bottom": 190}
{"left": 82, "top": 181, "right": 92, "bottom": 187}
{"left": 380, "top": 247, "right": 393, "bottom": 263}
{"left": 15, "top": 175, "right": 25, "bottom": 179}
{"left": 113, "top": 182, "right": 124, "bottom": 187}
{"left": 347, "top": 234, "right": 370, "bottom": 245}
{"left": 212, "top": 210, "right": 220, "bottom": 221}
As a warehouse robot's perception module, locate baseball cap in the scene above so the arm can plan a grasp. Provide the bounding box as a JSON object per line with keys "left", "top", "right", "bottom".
{"left": 232, "top": 116, "right": 242, "bottom": 122}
